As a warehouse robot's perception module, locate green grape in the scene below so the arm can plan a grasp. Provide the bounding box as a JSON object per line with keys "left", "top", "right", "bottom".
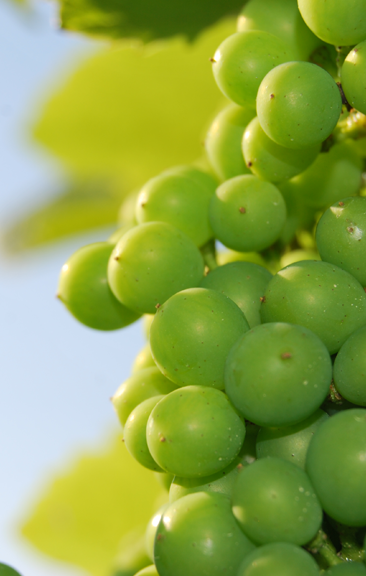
{"left": 256, "top": 409, "right": 329, "bottom": 469}
{"left": 217, "top": 249, "right": 269, "bottom": 269}
{"left": 131, "top": 343, "right": 156, "bottom": 374}
{"left": 306, "top": 409, "right": 366, "bottom": 526}
{"left": 243, "top": 117, "right": 320, "bottom": 184}
{"left": 108, "top": 222, "right": 204, "bottom": 314}
{"left": 169, "top": 456, "right": 246, "bottom": 504}
{"left": 108, "top": 223, "right": 135, "bottom": 245}
{"left": 237, "top": 542, "right": 320, "bottom": 576}
{"left": 0, "top": 565, "right": 22, "bottom": 576}
{"left": 154, "top": 492, "right": 255, "bottom": 576}
{"left": 123, "top": 396, "right": 164, "bottom": 472}
{"left": 146, "top": 385, "right": 245, "bottom": 478}
{"left": 278, "top": 141, "right": 363, "bottom": 209}
{"left": 316, "top": 197, "right": 366, "bottom": 287}
{"left": 205, "top": 103, "right": 255, "bottom": 181}
{"left": 118, "top": 191, "right": 139, "bottom": 225}
{"left": 260, "top": 260, "right": 366, "bottom": 354}
{"left": 212, "top": 31, "right": 296, "bottom": 108}
{"left": 298, "top": 0, "right": 366, "bottom": 46}
{"left": 232, "top": 457, "right": 322, "bottom": 545}
{"left": 200, "top": 261, "right": 272, "bottom": 328}
{"left": 257, "top": 62, "right": 342, "bottom": 150}
{"left": 150, "top": 287, "right": 249, "bottom": 389}
{"left": 133, "top": 567, "right": 158, "bottom": 576}
{"left": 280, "top": 249, "right": 320, "bottom": 269}
{"left": 278, "top": 180, "right": 317, "bottom": 245}
{"left": 225, "top": 322, "right": 332, "bottom": 427}
{"left": 142, "top": 314, "right": 154, "bottom": 340}
{"left": 342, "top": 42, "right": 366, "bottom": 115}
{"left": 57, "top": 242, "right": 140, "bottom": 331}
{"left": 237, "top": 0, "right": 322, "bottom": 61}
{"left": 333, "top": 326, "right": 366, "bottom": 406}
{"left": 325, "top": 564, "right": 366, "bottom": 576}
{"left": 153, "top": 471, "right": 174, "bottom": 492}
{"left": 112, "top": 527, "right": 151, "bottom": 576}
{"left": 209, "top": 175, "right": 287, "bottom": 252}
{"left": 145, "top": 503, "right": 169, "bottom": 562}
{"left": 112, "top": 367, "right": 177, "bottom": 429}
{"left": 135, "top": 166, "right": 216, "bottom": 247}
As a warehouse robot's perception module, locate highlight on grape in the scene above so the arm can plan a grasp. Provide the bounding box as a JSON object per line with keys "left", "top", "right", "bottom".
{"left": 56, "top": 0, "right": 366, "bottom": 574}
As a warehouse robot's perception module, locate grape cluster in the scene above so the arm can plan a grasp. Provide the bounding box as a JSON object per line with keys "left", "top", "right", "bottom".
{"left": 57, "top": 1, "right": 366, "bottom": 575}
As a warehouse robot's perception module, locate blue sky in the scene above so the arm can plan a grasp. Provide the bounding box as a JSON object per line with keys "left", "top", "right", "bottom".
{"left": 0, "top": 2, "right": 145, "bottom": 573}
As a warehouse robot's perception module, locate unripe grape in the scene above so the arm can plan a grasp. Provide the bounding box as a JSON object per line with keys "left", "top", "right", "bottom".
{"left": 57, "top": 242, "right": 140, "bottom": 330}
{"left": 333, "top": 325, "right": 366, "bottom": 406}
{"left": 232, "top": 457, "right": 322, "bottom": 546}
{"left": 316, "top": 197, "right": 366, "bottom": 287}
{"left": 150, "top": 287, "right": 249, "bottom": 389}
{"left": 298, "top": 0, "right": 366, "bottom": 46}
{"left": 154, "top": 492, "right": 255, "bottom": 576}
{"left": 237, "top": 542, "right": 320, "bottom": 576}
{"left": 257, "top": 62, "right": 342, "bottom": 150}
{"left": 306, "top": 409, "right": 366, "bottom": 526}
{"left": 212, "top": 31, "right": 295, "bottom": 108}
{"left": 205, "top": 103, "right": 255, "bottom": 181}
{"left": 342, "top": 42, "right": 366, "bottom": 115}
{"left": 209, "top": 175, "right": 287, "bottom": 252}
{"left": 108, "top": 222, "right": 204, "bottom": 314}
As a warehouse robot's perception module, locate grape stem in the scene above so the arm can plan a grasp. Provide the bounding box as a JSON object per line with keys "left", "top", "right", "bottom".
{"left": 306, "top": 528, "right": 343, "bottom": 568}
{"left": 330, "top": 521, "right": 365, "bottom": 562}
{"left": 200, "top": 239, "right": 218, "bottom": 271}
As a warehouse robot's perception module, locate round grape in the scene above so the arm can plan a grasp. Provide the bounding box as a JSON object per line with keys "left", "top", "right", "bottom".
{"left": 135, "top": 166, "right": 216, "bottom": 247}
{"left": 108, "top": 222, "right": 204, "bottom": 314}
{"left": 146, "top": 385, "right": 245, "bottom": 478}
{"left": 298, "top": 0, "right": 366, "bottom": 46}
{"left": 212, "top": 31, "right": 295, "bottom": 108}
{"left": 150, "top": 287, "right": 249, "bottom": 389}
{"left": 316, "top": 197, "right": 366, "bottom": 287}
{"left": 260, "top": 260, "right": 366, "bottom": 354}
{"left": 154, "top": 492, "right": 255, "bottom": 576}
{"left": 225, "top": 322, "right": 332, "bottom": 427}
{"left": 333, "top": 326, "right": 366, "bottom": 406}
{"left": 342, "top": 42, "right": 366, "bottom": 115}
{"left": 243, "top": 116, "right": 320, "bottom": 184}
{"left": 58, "top": 242, "right": 140, "bottom": 330}
{"left": 237, "top": 542, "right": 320, "bottom": 576}
{"left": 209, "top": 175, "right": 286, "bottom": 252}
{"left": 200, "top": 261, "right": 272, "bottom": 328}
{"left": 205, "top": 103, "right": 255, "bottom": 181}
{"left": 232, "top": 457, "right": 322, "bottom": 545}
{"left": 257, "top": 62, "right": 342, "bottom": 150}
{"left": 306, "top": 409, "right": 366, "bottom": 526}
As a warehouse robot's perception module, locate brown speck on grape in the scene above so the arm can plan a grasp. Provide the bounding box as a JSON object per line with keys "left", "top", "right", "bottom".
{"left": 260, "top": 296, "right": 266, "bottom": 303}
{"left": 347, "top": 226, "right": 354, "bottom": 233}
{"left": 160, "top": 436, "right": 166, "bottom": 443}
{"left": 281, "top": 352, "right": 292, "bottom": 359}
{"left": 247, "top": 161, "right": 253, "bottom": 167}
{"left": 210, "top": 57, "right": 216, "bottom": 63}
{"left": 237, "top": 463, "right": 244, "bottom": 470}
{"left": 339, "top": 201, "right": 344, "bottom": 206}
{"left": 239, "top": 206, "right": 246, "bottom": 214}
{"left": 155, "top": 303, "right": 161, "bottom": 309}
{"left": 114, "top": 255, "right": 120, "bottom": 261}
{"left": 270, "top": 93, "right": 275, "bottom": 99}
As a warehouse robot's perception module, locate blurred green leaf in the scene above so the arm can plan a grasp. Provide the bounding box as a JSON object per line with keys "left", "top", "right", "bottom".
{"left": 33, "top": 19, "right": 234, "bottom": 189}
{"left": 2, "top": 178, "right": 123, "bottom": 253}
{"left": 59, "top": 0, "right": 243, "bottom": 42}
{"left": 21, "top": 434, "right": 165, "bottom": 576}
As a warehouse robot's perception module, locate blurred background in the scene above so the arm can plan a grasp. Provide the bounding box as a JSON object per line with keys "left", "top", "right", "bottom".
{"left": 0, "top": 0, "right": 234, "bottom": 573}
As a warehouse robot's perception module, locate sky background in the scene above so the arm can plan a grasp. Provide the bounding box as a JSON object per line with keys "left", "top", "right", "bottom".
{"left": 0, "top": 1, "right": 146, "bottom": 573}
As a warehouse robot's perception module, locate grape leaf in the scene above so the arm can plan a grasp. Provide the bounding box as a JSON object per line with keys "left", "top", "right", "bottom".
{"left": 59, "top": 0, "right": 243, "bottom": 42}
{"left": 2, "top": 178, "right": 123, "bottom": 253}
{"left": 33, "top": 18, "right": 233, "bottom": 188}
{"left": 21, "top": 433, "right": 165, "bottom": 576}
